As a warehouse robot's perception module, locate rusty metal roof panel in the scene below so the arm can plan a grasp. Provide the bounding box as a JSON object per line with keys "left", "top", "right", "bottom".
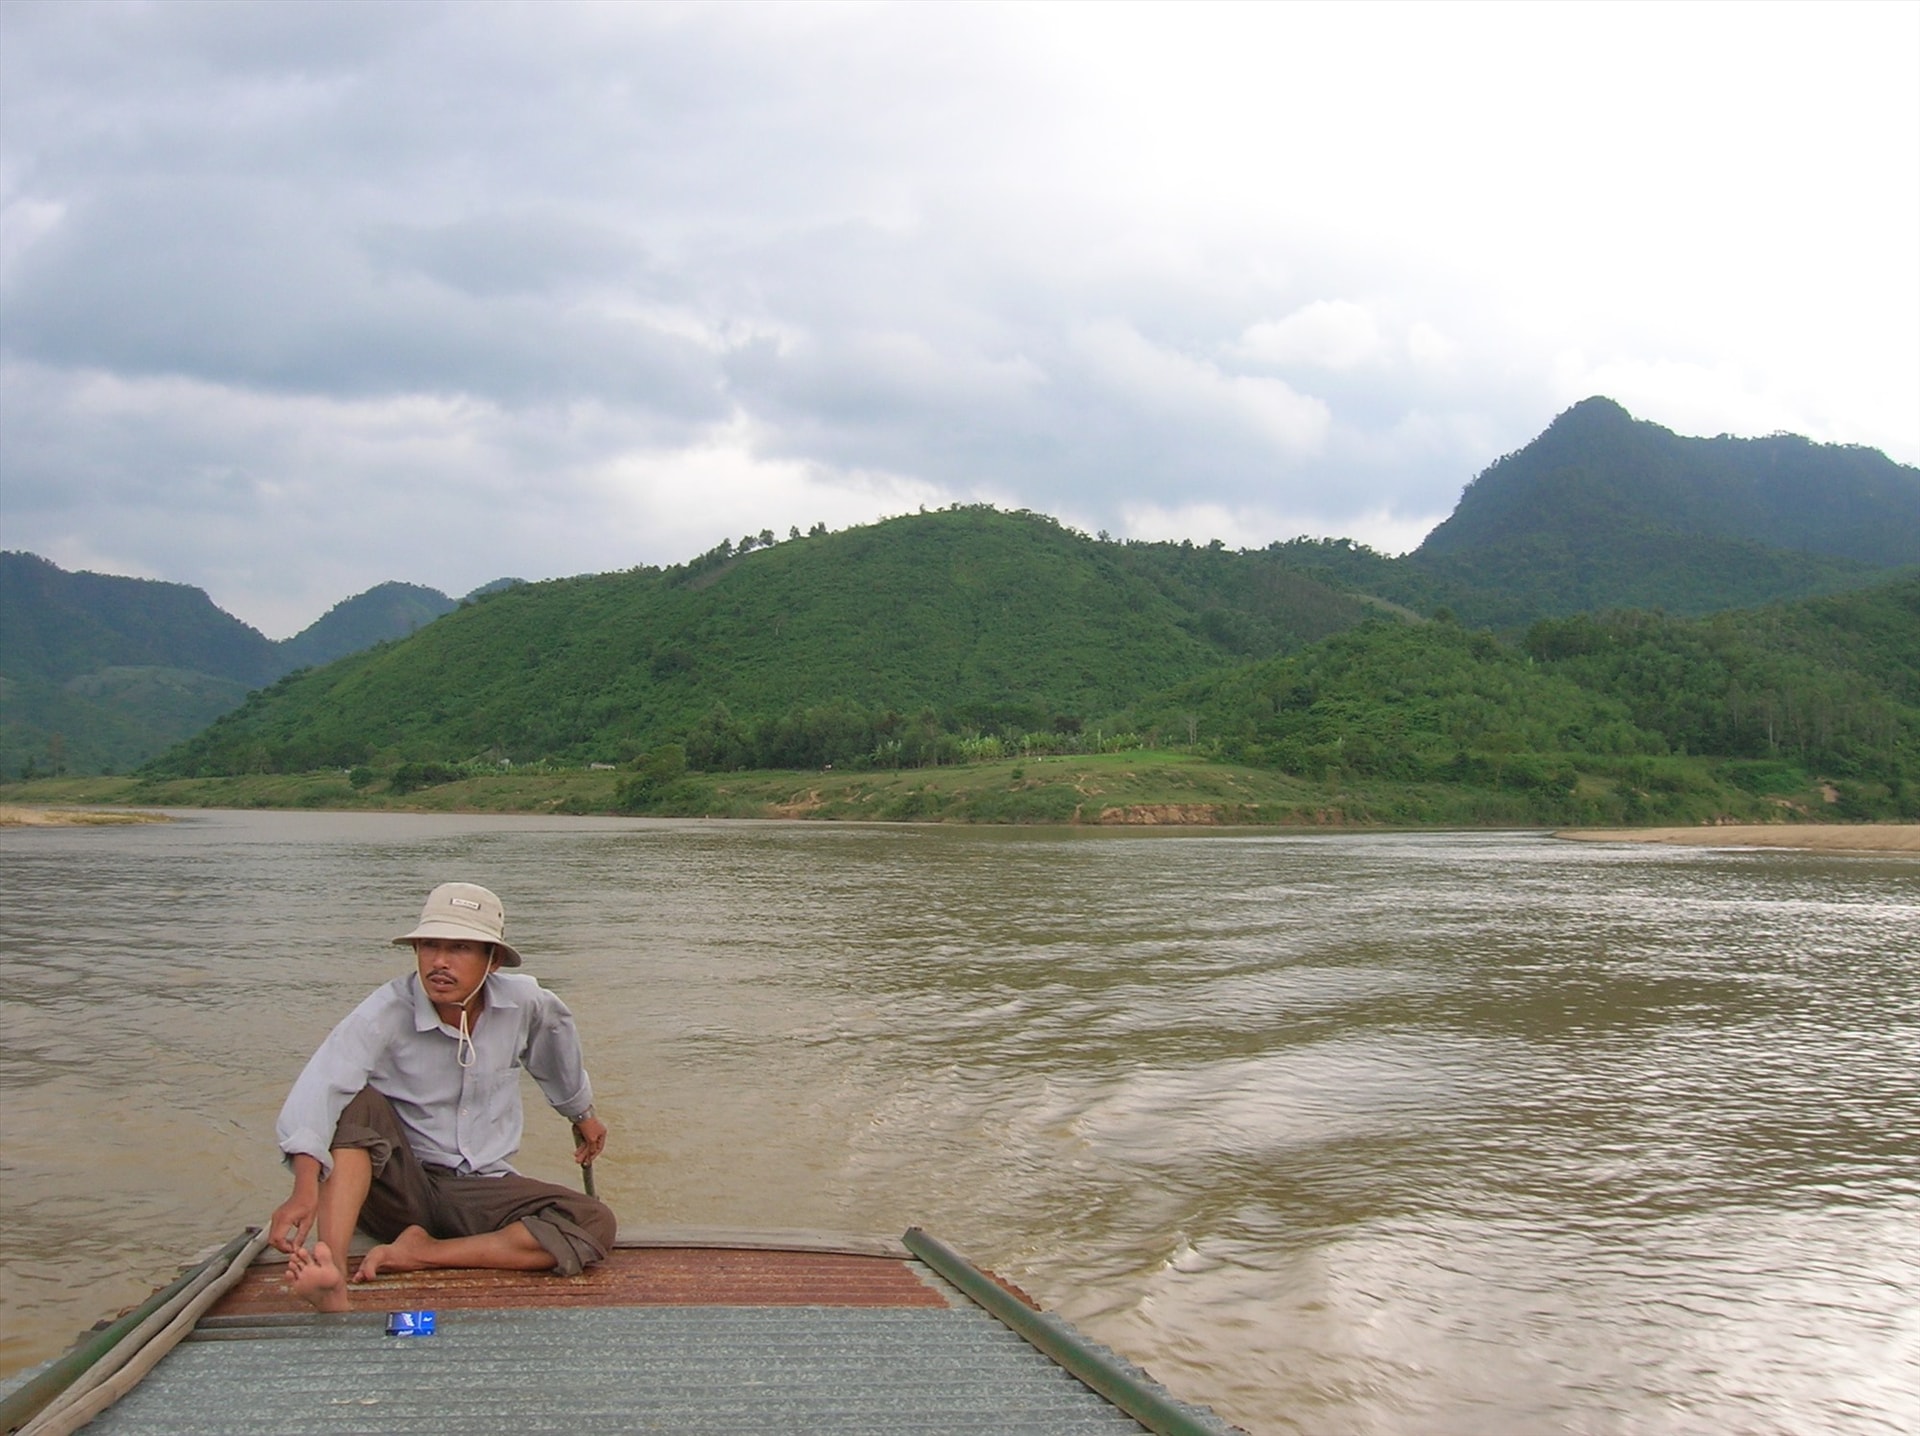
{"left": 84, "top": 1304, "right": 1154, "bottom": 1434}
{"left": 206, "top": 1245, "right": 958, "bottom": 1317}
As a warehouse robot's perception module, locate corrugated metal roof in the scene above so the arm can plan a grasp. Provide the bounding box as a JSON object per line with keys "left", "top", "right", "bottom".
{"left": 84, "top": 1304, "right": 1154, "bottom": 1434}
{"left": 20, "top": 1235, "right": 1239, "bottom": 1435}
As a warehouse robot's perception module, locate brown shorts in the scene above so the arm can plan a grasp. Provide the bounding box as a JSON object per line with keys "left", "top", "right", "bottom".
{"left": 330, "top": 1087, "right": 616, "bottom": 1276}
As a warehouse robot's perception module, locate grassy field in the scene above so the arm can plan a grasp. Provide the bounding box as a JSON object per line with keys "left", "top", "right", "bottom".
{"left": 0, "top": 748, "right": 1859, "bottom": 829}
{"left": 1, "top": 753, "right": 1326, "bottom": 824}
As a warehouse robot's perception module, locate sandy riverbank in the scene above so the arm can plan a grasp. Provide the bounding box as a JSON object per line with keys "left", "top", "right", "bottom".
{"left": 1555, "top": 824, "right": 1920, "bottom": 853}
{"left": 0, "top": 805, "right": 171, "bottom": 827}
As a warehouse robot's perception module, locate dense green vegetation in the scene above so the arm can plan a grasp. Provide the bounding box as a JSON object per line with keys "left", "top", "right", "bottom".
{"left": 1, "top": 551, "right": 283, "bottom": 687}
{"left": 147, "top": 507, "right": 1378, "bottom": 777}
{"left": 1404, "top": 398, "right": 1918, "bottom": 627}
{"left": 1126, "top": 575, "right": 1920, "bottom": 823}
{"left": 0, "top": 745, "right": 1867, "bottom": 830}
{"left": 1, "top": 554, "right": 485, "bottom": 777}
{"left": 124, "top": 514, "right": 1918, "bottom": 824}
{"left": 276, "top": 582, "right": 456, "bottom": 671}
{"left": 1522, "top": 582, "right": 1919, "bottom": 778}
{"left": 1206, "top": 401, "right": 1919, "bottom": 632}
{"left": 2, "top": 666, "right": 254, "bottom": 779}
{"left": 1425, "top": 397, "right": 1920, "bottom": 567}
{"left": 2, "top": 552, "right": 281, "bottom": 777}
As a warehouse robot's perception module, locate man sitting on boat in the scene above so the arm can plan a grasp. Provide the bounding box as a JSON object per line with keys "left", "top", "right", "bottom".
{"left": 268, "top": 881, "right": 616, "bottom": 1312}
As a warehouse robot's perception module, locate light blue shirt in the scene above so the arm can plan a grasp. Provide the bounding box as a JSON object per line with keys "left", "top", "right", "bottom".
{"left": 276, "top": 971, "right": 595, "bottom": 1177}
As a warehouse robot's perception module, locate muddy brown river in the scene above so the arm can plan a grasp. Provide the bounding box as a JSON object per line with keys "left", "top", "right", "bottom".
{"left": 3, "top": 811, "right": 1915, "bottom": 1433}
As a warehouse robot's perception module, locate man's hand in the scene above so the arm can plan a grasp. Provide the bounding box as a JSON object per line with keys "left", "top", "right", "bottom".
{"left": 571, "top": 1114, "right": 608, "bottom": 1167}
{"left": 270, "top": 1156, "right": 323, "bottom": 1253}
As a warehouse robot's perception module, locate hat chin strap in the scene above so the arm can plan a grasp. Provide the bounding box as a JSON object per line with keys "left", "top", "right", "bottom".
{"left": 454, "top": 955, "right": 497, "bottom": 1069}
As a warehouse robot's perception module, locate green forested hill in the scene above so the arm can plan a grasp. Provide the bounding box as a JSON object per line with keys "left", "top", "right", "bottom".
{"left": 1, "top": 551, "right": 283, "bottom": 686}
{"left": 2, "top": 552, "right": 284, "bottom": 775}
{"left": 150, "top": 507, "right": 1383, "bottom": 775}
{"left": 139, "top": 510, "right": 1920, "bottom": 824}
{"left": 1404, "top": 398, "right": 1919, "bottom": 626}
{"left": 1130, "top": 619, "right": 1657, "bottom": 780}
{"left": 1, "top": 553, "right": 473, "bottom": 776}
{"left": 17, "top": 398, "right": 1919, "bottom": 789}
{"left": 1413, "top": 528, "right": 1889, "bottom": 632}
{"left": 1424, "top": 396, "right": 1920, "bottom": 565}
{"left": 1521, "top": 575, "right": 1920, "bottom": 770}
{"left": 0, "top": 667, "right": 256, "bottom": 779}
{"left": 1126, "top": 573, "right": 1919, "bottom": 820}
{"left": 277, "top": 582, "right": 456, "bottom": 671}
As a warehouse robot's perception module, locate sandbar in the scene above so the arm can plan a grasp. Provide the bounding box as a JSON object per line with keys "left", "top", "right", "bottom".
{"left": 0, "top": 805, "right": 171, "bottom": 827}
{"left": 1555, "top": 824, "right": 1920, "bottom": 853}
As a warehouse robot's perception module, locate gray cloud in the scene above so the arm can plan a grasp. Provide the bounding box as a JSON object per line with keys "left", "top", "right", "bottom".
{"left": 2, "top": 1, "right": 1914, "bottom": 635}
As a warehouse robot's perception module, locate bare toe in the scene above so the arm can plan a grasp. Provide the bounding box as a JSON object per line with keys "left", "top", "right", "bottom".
{"left": 288, "top": 1240, "right": 350, "bottom": 1313}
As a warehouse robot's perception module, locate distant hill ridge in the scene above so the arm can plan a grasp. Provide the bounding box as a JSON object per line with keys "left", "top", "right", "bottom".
{"left": 5, "top": 396, "right": 1915, "bottom": 778}
{"left": 0, "top": 554, "right": 477, "bottom": 685}
{"left": 1426, "top": 396, "right": 1920, "bottom": 566}
{"left": 0, "top": 555, "right": 507, "bottom": 776}
{"left": 277, "top": 582, "right": 462, "bottom": 672}
{"left": 1404, "top": 397, "right": 1918, "bottom": 626}
{"left": 1, "top": 553, "right": 283, "bottom": 687}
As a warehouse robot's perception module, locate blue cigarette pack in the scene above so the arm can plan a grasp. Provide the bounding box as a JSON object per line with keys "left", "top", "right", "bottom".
{"left": 385, "top": 1309, "right": 437, "bottom": 1337}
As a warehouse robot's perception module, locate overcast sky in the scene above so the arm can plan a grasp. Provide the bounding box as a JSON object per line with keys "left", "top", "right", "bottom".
{"left": 3, "top": 1, "right": 1915, "bottom": 638}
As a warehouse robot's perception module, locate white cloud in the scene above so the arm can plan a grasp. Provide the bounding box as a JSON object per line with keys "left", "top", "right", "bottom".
{"left": 1549, "top": 352, "right": 1851, "bottom": 452}
{"left": 0, "top": 196, "right": 65, "bottom": 286}
{"left": 0, "top": 1, "right": 1913, "bottom": 630}
{"left": 1234, "top": 302, "right": 1383, "bottom": 372}
{"left": 1406, "top": 323, "right": 1457, "bottom": 372}
{"left": 580, "top": 410, "right": 952, "bottom": 563}
{"left": 1119, "top": 501, "right": 1274, "bottom": 552}
{"left": 1119, "top": 498, "right": 1435, "bottom": 559}
{"left": 1073, "top": 320, "right": 1331, "bottom": 456}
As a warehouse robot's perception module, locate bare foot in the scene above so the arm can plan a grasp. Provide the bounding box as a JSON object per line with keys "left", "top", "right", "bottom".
{"left": 285, "top": 1241, "right": 350, "bottom": 1313}
{"left": 355, "top": 1224, "right": 436, "bottom": 1282}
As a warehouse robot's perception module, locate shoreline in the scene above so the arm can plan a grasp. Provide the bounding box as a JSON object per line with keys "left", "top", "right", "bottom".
{"left": 4, "top": 798, "right": 1916, "bottom": 851}
{"left": 1554, "top": 823, "right": 1920, "bottom": 854}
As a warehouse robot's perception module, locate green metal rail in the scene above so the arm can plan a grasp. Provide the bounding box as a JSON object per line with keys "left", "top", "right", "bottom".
{"left": 903, "top": 1227, "right": 1243, "bottom": 1436}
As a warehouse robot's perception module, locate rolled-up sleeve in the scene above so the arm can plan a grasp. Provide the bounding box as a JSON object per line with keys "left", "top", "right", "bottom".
{"left": 275, "top": 987, "right": 397, "bottom": 1176}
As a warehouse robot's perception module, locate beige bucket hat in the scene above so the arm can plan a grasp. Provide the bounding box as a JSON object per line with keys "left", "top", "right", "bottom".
{"left": 392, "top": 882, "right": 523, "bottom": 966}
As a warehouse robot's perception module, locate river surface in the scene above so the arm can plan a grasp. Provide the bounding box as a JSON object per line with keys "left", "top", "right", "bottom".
{"left": 2, "top": 811, "right": 1916, "bottom": 1433}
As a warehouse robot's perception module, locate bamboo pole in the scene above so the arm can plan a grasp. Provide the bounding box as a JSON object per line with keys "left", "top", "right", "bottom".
{"left": 19, "top": 1229, "right": 270, "bottom": 1436}
{"left": 903, "top": 1227, "right": 1242, "bottom": 1436}
{"left": 0, "top": 1229, "right": 259, "bottom": 1435}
